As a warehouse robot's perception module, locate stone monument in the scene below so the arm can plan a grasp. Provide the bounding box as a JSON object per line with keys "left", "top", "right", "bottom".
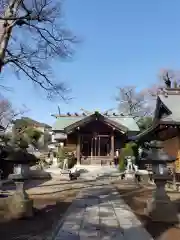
{"left": 63, "top": 158, "right": 68, "bottom": 170}
{"left": 133, "top": 164, "right": 138, "bottom": 172}
{"left": 50, "top": 151, "right": 58, "bottom": 167}
{"left": 125, "top": 156, "right": 135, "bottom": 180}
{"left": 61, "top": 158, "right": 70, "bottom": 178}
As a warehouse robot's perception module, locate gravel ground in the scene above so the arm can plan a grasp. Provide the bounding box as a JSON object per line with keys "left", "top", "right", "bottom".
{"left": 0, "top": 179, "right": 92, "bottom": 240}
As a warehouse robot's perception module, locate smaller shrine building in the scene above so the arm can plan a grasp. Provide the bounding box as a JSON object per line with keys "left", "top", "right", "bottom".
{"left": 132, "top": 87, "right": 180, "bottom": 175}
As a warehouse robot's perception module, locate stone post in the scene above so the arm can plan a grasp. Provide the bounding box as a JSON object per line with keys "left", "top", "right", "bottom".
{"left": 146, "top": 176, "right": 178, "bottom": 222}
{"left": 9, "top": 177, "right": 33, "bottom": 219}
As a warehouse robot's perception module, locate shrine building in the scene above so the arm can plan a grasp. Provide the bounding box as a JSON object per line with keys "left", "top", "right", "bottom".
{"left": 52, "top": 111, "right": 139, "bottom": 165}
{"left": 131, "top": 87, "right": 180, "bottom": 177}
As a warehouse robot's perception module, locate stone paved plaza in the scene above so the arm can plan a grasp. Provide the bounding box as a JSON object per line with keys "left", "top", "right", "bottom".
{"left": 53, "top": 184, "right": 153, "bottom": 240}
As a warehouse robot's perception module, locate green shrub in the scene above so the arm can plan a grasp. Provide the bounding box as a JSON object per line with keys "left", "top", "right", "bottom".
{"left": 68, "top": 155, "right": 77, "bottom": 169}
{"left": 56, "top": 147, "right": 77, "bottom": 169}
{"left": 57, "top": 147, "right": 66, "bottom": 162}
{"left": 119, "top": 148, "right": 126, "bottom": 171}
{"left": 131, "top": 142, "right": 139, "bottom": 165}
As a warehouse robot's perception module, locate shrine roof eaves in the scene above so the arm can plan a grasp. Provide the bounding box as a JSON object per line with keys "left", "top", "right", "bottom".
{"left": 52, "top": 113, "right": 140, "bottom": 132}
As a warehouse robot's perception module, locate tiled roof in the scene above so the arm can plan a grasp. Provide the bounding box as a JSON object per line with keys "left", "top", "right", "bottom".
{"left": 52, "top": 115, "right": 139, "bottom": 132}
{"left": 159, "top": 94, "right": 180, "bottom": 122}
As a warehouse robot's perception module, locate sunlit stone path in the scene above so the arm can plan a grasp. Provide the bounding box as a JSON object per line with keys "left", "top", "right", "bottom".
{"left": 53, "top": 184, "right": 153, "bottom": 240}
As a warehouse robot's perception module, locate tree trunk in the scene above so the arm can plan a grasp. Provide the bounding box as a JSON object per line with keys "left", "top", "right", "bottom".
{"left": 0, "top": 0, "right": 22, "bottom": 72}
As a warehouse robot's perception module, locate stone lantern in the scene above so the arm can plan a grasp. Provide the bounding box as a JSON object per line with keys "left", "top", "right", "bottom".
{"left": 5, "top": 143, "right": 37, "bottom": 219}
{"left": 145, "top": 140, "right": 178, "bottom": 222}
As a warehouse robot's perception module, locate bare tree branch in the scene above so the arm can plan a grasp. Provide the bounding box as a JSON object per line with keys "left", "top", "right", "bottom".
{"left": 116, "top": 86, "right": 154, "bottom": 120}
{"left": 116, "top": 69, "right": 180, "bottom": 123}
{"left": 0, "top": 0, "right": 77, "bottom": 99}
{"left": 0, "top": 94, "right": 28, "bottom": 130}
{"left": 146, "top": 69, "right": 180, "bottom": 98}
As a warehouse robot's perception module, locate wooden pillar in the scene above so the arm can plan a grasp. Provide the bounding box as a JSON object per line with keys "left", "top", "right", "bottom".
{"left": 98, "top": 136, "right": 100, "bottom": 156}
{"left": 94, "top": 137, "right": 97, "bottom": 157}
{"left": 175, "top": 129, "right": 180, "bottom": 183}
{"left": 76, "top": 133, "right": 81, "bottom": 165}
{"left": 111, "top": 131, "right": 114, "bottom": 161}
{"left": 176, "top": 130, "right": 180, "bottom": 172}
{"left": 91, "top": 137, "right": 93, "bottom": 157}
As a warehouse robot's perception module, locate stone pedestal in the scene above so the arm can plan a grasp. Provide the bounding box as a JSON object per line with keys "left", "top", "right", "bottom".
{"left": 61, "top": 169, "right": 70, "bottom": 180}
{"left": 125, "top": 171, "right": 135, "bottom": 180}
{"left": 146, "top": 177, "right": 179, "bottom": 223}
{"left": 61, "top": 169, "right": 70, "bottom": 174}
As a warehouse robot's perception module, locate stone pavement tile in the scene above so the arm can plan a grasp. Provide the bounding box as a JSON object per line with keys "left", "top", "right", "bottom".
{"left": 79, "top": 228, "right": 99, "bottom": 239}
{"left": 85, "top": 205, "right": 99, "bottom": 211}
{"left": 100, "top": 219, "right": 119, "bottom": 227}
{"left": 72, "top": 199, "right": 87, "bottom": 208}
{"left": 55, "top": 231, "right": 80, "bottom": 239}
{"left": 115, "top": 208, "right": 143, "bottom": 228}
{"left": 111, "top": 200, "right": 131, "bottom": 208}
{"left": 83, "top": 207, "right": 99, "bottom": 218}
{"left": 99, "top": 205, "right": 114, "bottom": 211}
{"left": 99, "top": 194, "right": 110, "bottom": 200}
{"left": 63, "top": 222, "right": 80, "bottom": 230}
{"left": 99, "top": 225, "right": 124, "bottom": 240}
{"left": 55, "top": 219, "right": 82, "bottom": 238}
{"left": 123, "top": 226, "right": 154, "bottom": 240}
{"left": 65, "top": 214, "right": 84, "bottom": 223}
{"left": 99, "top": 211, "right": 116, "bottom": 218}
{"left": 99, "top": 203, "right": 113, "bottom": 208}
{"left": 65, "top": 209, "right": 85, "bottom": 218}
{"left": 81, "top": 219, "right": 99, "bottom": 228}
{"left": 62, "top": 219, "right": 82, "bottom": 226}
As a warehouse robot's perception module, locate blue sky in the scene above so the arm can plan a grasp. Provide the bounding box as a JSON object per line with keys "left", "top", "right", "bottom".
{"left": 2, "top": 0, "right": 180, "bottom": 125}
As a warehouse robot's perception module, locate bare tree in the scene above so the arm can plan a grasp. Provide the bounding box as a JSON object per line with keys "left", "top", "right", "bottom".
{"left": 116, "top": 70, "right": 180, "bottom": 123}
{"left": 116, "top": 86, "right": 154, "bottom": 119}
{"left": 147, "top": 69, "right": 180, "bottom": 97}
{"left": 0, "top": 95, "right": 27, "bottom": 129}
{"left": 0, "top": 0, "right": 77, "bottom": 99}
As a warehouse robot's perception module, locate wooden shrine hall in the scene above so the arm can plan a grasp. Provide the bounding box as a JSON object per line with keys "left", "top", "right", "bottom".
{"left": 52, "top": 111, "right": 139, "bottom": 165}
